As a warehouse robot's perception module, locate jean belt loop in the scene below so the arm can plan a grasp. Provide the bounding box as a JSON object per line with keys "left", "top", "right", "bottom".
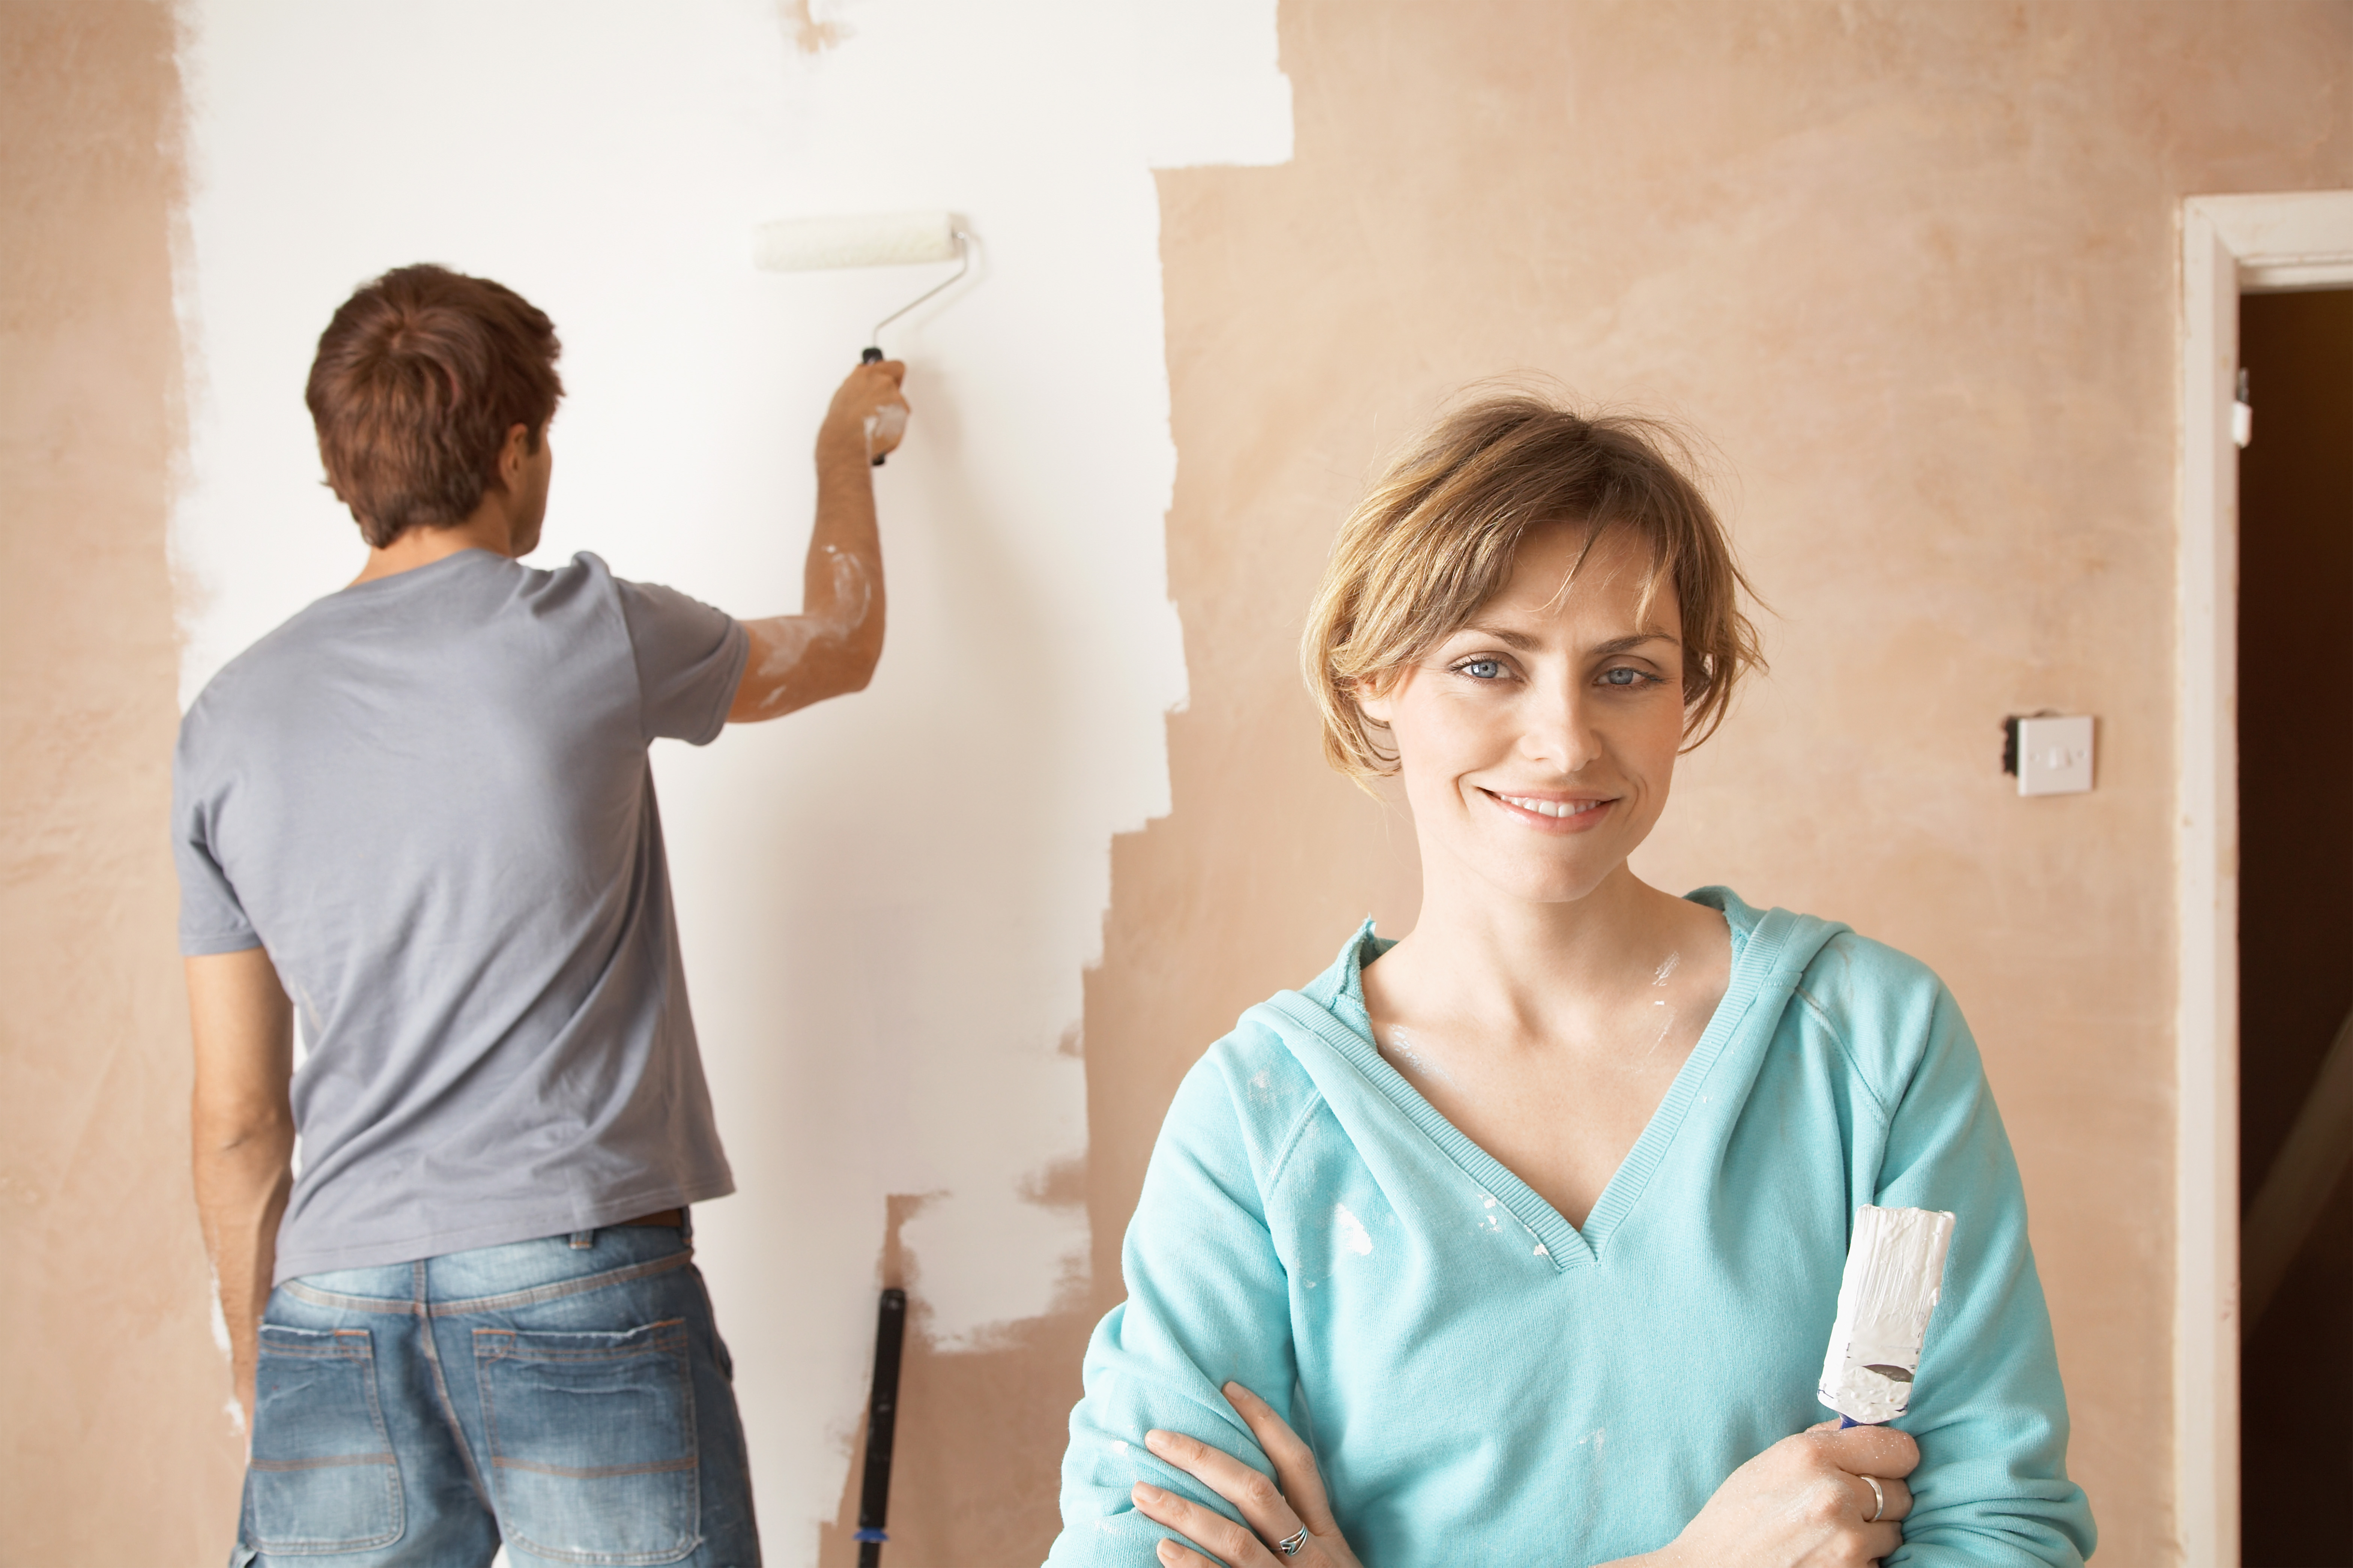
{"left": 568, "top": 1230, "right": 595, "bottom": 1250}
{"left": 678, "top": 1206, "right": 693, "bottom": 1243}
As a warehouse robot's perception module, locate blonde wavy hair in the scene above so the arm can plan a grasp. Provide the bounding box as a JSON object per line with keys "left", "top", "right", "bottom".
{"left": 1301, "top": 393, "right": 1765, "bottom": 785}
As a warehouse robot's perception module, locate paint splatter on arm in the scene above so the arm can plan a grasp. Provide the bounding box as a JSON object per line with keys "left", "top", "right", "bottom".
{"left": 733, "top": 547, "right": 877, "bottom": 720}
{"left": 729, "top": 359, "right": 902, "bottom": 721}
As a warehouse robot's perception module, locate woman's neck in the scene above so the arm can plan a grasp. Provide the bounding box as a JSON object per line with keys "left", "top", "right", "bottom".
{"left": 1359, "top": 856, "right": 1735, "bottom": 1229}
{"left": 1367, "top": 861, "right": 1719, "bottom": 1043}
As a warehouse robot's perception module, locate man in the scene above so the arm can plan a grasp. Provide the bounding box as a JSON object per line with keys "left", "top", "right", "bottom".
{"left": 176, "top": 264, "right": 907, "bottom": 1567}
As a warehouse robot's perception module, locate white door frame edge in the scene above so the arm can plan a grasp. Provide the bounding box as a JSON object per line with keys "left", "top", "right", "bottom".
{"left": 2174, "top": 189, "right": 2353, "bottom": 1568}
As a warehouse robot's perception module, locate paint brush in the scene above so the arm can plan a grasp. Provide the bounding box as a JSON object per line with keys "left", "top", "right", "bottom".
{"left": 754, "top": 209, "right": 975, "bottom": 466}
{"left": 1818, "top": 1205, "right": 1956, "bottom": 1427}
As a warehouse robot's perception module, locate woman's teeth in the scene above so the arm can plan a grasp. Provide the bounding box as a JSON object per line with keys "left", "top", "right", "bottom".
{"left": 1498, "top": 792, "right": 1602, "bottom": 819}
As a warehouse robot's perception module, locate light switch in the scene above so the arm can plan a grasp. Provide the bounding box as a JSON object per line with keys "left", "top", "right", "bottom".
{"left": 2014, "top": 715, "right": 2094, "bottom": 796}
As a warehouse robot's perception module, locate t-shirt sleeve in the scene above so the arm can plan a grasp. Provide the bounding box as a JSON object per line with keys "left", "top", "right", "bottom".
{"left": 1871, "top": 984, "right": 2099, "bottom": 1567}
{"left": 611, "top": 575, "right": 751, "bottom": 745}
{"left": 171, "top": 722, "right": 261, "bottom": 957}
{"left": 1047, "top": 1048, "right": 1302, "bottom": 1567}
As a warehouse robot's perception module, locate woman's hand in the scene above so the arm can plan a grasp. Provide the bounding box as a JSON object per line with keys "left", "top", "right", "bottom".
{"left": 1633, "top": 1421, "right": 1917, "bottom": 1568}
{"left": 1131, "top": 1382, "right": 1364, "bottom": 1568}
{"left": 1134, "top": 1393, "right": 1912, "bottom": 1568}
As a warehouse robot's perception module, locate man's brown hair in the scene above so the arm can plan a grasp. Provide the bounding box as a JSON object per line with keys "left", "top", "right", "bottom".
{"left": 1301, "top": 392, "right": 1766, "bottom": 785}
{"left": 305, "top": 264, "right": 564, "bottom": 548}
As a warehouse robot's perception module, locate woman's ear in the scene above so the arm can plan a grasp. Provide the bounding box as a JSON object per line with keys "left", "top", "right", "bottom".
{"left": 1355, "top": 670, "right": 1398, "bottom": 726}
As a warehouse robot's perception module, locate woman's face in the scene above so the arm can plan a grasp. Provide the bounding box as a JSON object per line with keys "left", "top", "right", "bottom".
{"left": 1361, "top": 522, "right": 1688, "bottom": 908}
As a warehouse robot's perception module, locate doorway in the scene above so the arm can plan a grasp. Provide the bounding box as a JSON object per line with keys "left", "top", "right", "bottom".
{"left": 2179, "top": 193, "right": 2353, "bottom": 1567}
{"left": 2236, "top": 287, "right": 2353, "bottom": 1568}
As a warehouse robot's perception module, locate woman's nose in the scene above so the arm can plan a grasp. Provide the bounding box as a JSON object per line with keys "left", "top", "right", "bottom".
{"left": 1517, "top": 682, "right": 1600, "bottom": 773}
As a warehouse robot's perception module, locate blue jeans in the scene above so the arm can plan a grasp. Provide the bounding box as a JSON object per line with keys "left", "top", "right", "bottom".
{"left": 231, "top": 1219, "right": 758, "bottom": 1567}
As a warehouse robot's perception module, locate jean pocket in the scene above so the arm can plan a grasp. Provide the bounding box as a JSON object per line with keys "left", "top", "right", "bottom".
{"left": 475, "top": 1318, "right": 698, "bottom": 1566}
{"left": 249, "top": 1325, "right": 403, "bottom": 1556}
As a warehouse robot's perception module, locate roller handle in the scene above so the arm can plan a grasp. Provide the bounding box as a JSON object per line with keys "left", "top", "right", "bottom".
{"left": 855, "top": 1288, "right": 909, "bottom": 1568}
{"left": 859, "top": 346, "right": 890, "bottom": 466}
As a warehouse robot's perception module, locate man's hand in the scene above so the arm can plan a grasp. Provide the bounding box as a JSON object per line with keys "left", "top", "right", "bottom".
{"left": 187, "top": 948, "right": 296, "bottom": 1435}
{"left": 820, "top": 357, "right": 910, "bottom": 466}
{"left": 732, "top": 359, "right": 905, "bottom": 722}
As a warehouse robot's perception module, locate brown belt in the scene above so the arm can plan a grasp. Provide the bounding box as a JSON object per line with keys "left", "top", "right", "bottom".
{"left": 616, "top": 1208, "right": 685, "bottom": 1227}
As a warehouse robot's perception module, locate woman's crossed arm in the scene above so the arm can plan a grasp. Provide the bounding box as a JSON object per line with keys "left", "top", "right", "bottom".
{"left": 1137, "top": 1382, "right": 1917, "bottom": 1568}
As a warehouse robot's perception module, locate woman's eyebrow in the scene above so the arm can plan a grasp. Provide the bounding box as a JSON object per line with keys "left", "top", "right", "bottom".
{"left": 1589, "top": 631, "right": 1681, "bottom": 655}
{"left": 1449, "top": 626, "right": 1681, "bottom": 655}
{"left": 1453, "top": 626, "right": 1679, "bottom": 653}
{"left": 1456, "top": 624, "right": 1544, "bottom": 651}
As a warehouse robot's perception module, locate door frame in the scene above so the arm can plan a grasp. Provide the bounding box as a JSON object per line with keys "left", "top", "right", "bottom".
{"left": 2175, "top": 190, "right": 2353, "bottom": 1568}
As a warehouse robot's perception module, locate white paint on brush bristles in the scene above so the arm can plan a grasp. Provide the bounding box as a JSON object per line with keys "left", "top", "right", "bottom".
{"left": 1818, "top": 1205, "right": 1958, "bottom": 1424}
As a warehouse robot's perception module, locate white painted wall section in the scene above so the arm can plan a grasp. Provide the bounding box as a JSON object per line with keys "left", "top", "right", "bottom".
{"left": 170, "top": 1, "right": 1290, "bottom": 1558}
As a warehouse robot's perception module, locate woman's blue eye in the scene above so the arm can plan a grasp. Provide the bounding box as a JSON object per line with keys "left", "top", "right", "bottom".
{"left": 1458, "top": 659, "right": 1505, "bottom": 680}
{"left": 1599, "top": 667, "right": 1648, "bottom": 687}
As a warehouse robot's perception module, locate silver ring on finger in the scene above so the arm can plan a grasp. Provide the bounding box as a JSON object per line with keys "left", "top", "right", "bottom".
{"left": 1861, "top": 1474, "right": 1886, "bottom": 1524}
{"left": 1276, "top": 1527, "right": 1311, "bottom": 1556}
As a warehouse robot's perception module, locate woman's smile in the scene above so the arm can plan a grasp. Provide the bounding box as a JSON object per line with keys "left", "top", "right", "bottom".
{"left": 1478, "top": 787, "right": 1617, "bottom": 829}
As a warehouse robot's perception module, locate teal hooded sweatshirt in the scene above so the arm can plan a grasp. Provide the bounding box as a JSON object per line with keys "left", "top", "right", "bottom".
{"left": 1048, "top": 890, "right": 2095, "bottom": 1566}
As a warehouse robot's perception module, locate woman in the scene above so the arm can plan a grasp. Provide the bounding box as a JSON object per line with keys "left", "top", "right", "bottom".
{"left": 1044, "top": 397, "right": 2096, "bottom": 1567}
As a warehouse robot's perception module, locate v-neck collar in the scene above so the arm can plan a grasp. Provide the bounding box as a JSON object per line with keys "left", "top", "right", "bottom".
{"left": 1267, "top": 891, "right": 1788, "bottom": 1275}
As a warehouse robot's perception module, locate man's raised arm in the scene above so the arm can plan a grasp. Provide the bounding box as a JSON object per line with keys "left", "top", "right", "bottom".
{"left": 730, "top": 358, "right": 909, "bottom": 722}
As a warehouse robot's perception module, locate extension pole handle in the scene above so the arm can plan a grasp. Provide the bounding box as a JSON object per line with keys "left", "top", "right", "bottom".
{"left": 856, "top": 1288, "right": 909, "bottom": 1567}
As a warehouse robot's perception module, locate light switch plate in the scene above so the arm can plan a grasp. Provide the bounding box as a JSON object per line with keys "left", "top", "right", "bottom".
{"left": 2016, "top": 715, "right": 2094, "bottom": 796}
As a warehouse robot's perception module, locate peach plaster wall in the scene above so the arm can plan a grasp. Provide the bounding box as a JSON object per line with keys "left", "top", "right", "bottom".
{"left": 1, "top": 2, "right": 247, "bottom": 1563}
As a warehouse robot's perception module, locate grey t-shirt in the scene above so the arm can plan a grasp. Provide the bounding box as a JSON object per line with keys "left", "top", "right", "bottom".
{"left": 173, "top": 549, "right": 750, "bottom": 1283}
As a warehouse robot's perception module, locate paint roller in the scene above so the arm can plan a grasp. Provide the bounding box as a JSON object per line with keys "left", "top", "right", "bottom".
{"left": 1818, "top": 1204, "right": 1956, "bottom": 1428}
{"left": 754, "top": 210, "right": 975, "bottom": 466}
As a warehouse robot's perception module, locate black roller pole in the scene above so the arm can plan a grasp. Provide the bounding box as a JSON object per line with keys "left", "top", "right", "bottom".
{"left": 854, "top": 1289, "right": 909, "bottom": 1568}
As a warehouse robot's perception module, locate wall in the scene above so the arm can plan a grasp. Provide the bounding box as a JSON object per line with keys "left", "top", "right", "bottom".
{"left": 6, "top": 3, "right": 2353, "bottom": 1565}
{"left": 0, "top": 3, "right": 249, "bottom": 1561}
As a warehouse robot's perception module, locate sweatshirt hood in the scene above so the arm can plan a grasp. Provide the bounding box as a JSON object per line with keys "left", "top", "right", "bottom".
{"left": 1294, "top": 887, "right": 1848, "bottom": 1024}
{"left": 1249, "top": 888, "right": 1855, "bottom": 1271}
